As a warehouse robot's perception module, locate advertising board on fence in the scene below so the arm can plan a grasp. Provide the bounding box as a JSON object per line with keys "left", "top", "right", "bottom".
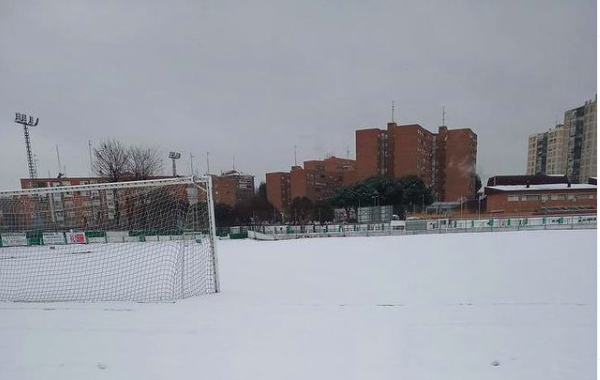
{"left": 66, "top": 232, "right": 87, "bottom": 244}
{"left": 0, "top": 233, "right": 28, "bottom": 247}
{"left": 87, "top": 236, "right": 107, "bottom": 244}
{"left": 42, "top": 232, "right": 66, "bottom": 245}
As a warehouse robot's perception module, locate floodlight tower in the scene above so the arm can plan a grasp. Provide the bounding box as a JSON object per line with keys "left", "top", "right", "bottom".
{"left": 169, "top": 151, "right": 181, "bottom": 176}
{"left": 14, "top": 112, "right": 39, "bottom": 179}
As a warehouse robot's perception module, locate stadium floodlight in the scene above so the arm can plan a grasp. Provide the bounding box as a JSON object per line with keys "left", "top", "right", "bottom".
{"left": 14, "top": 112, "right": 39, "bottom": 179}
{"left": 169, "top": 151, "right": 181, "bottom": 176}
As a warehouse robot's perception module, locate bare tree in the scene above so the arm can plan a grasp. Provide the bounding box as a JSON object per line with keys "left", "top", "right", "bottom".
{"left": 128, "top": 146, "right": 163, "bottom": 180}
{"left": 92, "top": 139, "right": 131, "bottom": 182}
{"left": 92, "top": 139, "right": 132, "bottom": 228}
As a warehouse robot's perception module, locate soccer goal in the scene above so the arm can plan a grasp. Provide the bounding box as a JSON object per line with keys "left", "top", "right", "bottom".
{"left": 0, "top": 176, "right": 219, "bottom": 302}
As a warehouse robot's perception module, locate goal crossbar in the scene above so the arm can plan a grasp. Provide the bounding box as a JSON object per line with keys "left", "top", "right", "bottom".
{"left": 0, "top": 176, "right": 209, "bottom": 198}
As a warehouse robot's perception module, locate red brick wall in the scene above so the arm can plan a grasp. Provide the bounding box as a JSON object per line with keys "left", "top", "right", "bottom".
{"left": 303, "top": 160, "right": 324, "bottom": 171}
{"left": 323, "top": 157, "right": 356, "bottom": 172}
{"left": 290, "top": 167, "right": 309, "bottom": 199}
{"left": 266, "top": 172, "right": 291, "bottom": 211}
{"left": 443, "top": 128, "right": 477, "bottom": 202}
{"left": 343, "top": 170, "right": 357, "bottom": 186}
{"left": 485, "top": 188, "right": 596, "bottom": 214}
{"left": 388, "top": 124, "right": 433, "bottom": 185}
{"left": 211, "top": 176, "right": 238, "bottom": 207}
{"left": 290, "top": 167, "right": 344, "bottom": 204}
{"left": 355, "top": 128, "right": 383, "bottom": 181}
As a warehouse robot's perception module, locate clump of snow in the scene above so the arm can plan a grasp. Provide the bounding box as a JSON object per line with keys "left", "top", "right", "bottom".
{"left": 0, "top": 230, "right": 595, "bottom": 380}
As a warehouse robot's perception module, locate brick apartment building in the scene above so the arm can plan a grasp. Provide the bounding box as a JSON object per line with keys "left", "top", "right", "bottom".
{"left": 8, "top": 175, "right": 218, "bottom": 231}
{"left": 266, "top": 156, "right": 356, "bottom": 211}
{"left": 211, "top": 170, "right": 255, "bottom": 207}
{"left": 265, "top": 172, "right": 291, "bottom": 211}
{"left": 436, "top": 126, "right": 478, "bottom": 201}
{"left": 353, "top": 122, "right": 477, "bottom": 202}
{"left": 18, "top": 176, "right": 122, "bottom": 228}
{"left": 13, "top": 176, "right": 187, "bottom": 230}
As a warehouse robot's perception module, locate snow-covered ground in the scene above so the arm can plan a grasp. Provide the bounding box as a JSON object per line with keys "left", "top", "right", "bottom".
{"left": 0, "top": 230, "right": 596, "bottom": 379}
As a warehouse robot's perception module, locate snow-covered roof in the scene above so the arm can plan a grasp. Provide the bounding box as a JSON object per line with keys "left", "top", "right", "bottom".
{"left": 487, "top": 184, "right": 597, "bottom": 192}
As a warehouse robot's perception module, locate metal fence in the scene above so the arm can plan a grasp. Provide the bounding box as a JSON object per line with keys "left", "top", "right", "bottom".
{"left": 246, "top": 214, "right": 597, "bottom": 240}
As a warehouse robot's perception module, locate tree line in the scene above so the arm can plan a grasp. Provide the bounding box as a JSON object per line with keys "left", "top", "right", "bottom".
{"left": 214, "top": 175, "right": 435, "bottom": 227}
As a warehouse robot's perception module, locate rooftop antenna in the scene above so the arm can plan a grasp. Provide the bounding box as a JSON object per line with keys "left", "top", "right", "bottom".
{"left": 442, "top": 106, "right": 446, "bottom": 126}
{"left": 206, "top": 151, "right": 210, "bottom": 175}
{"left": 88, "top": 140, "right": 93, "bottom": 176}
{"left": 232, "top": 155, "right": 236, "bottom": 171}
{"left": 346, "top": 145, "right": 350, "bottom": 159}
{"left": 55, "top": 144, "right": 62, "bottom": 177}
{"left": 391, "top": 100, "right": 396, "bottom": 123}
{"left": 190, "top": 152, "right": 195, "bottom": 176}
{"left": 294, "top": 145, "right": 297, "bottom": 166}
{"left": 14, "top": 112, "right": 39, "bottom": 179}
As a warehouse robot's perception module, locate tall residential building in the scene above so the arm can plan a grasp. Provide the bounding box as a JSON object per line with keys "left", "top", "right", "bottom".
{"left": 435, "top": 126, "right": 478, "bottom": 202}
{"left": 388, "top": 123, "right": 435, "bottom": 185}
{"left": 526, "top": 124, "right": 565, "bottom": 176}
{"left": 563, "top": 96, "right": 597, "bottom": 183}
{"left": 353, "top": 123, "right": 477, "bottom": 201}
{"left": 546, "top": 125, "right": 566, "bottom": 175}
{"left": 266, "top": 172, "right": 291, "bottom": 211}
{"left": 355, "top": 128, "right": 389, "bottom": 181}
{"left": 525, "top": 96, "right": 596, "bottom": 183}
{"left": 266, "top": 156, "right": 356, "bottom": 211}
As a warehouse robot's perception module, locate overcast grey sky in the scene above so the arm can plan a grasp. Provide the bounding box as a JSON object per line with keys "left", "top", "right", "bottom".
{"left": 0, "top": 0, "right": 596, "bottom": 190}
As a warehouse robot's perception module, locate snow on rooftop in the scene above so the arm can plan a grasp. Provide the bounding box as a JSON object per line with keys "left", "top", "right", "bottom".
{"left": 487, "top": 183, "right": 597, "bottom": 191}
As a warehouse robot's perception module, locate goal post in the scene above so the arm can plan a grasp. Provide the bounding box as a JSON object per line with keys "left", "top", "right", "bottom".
{"left": 0, "top": 176, "right": 219, "bottom": 302}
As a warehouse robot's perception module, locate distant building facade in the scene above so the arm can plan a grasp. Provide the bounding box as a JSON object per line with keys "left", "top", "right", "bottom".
{"left": 265, "top": 172, "right": 291, "bottom": 212}
{"left": 211, "top": 170, "right": 255, "bottom": 207}
{"left": 526, "top": 96, "right": 596, "bottom": 183}
{"left": 482, "top": 174, "right": 596, "bottom": 216}
{"left": 484, "top": 183, "right": 596, "bottom": 215}
{"left": 19, "top": 176, "right": 119, "bottom": 228}
{"left": 563, "top": 96, "right": 597, "bottom": 183}
{"left": 353, "top": 122, "right": 477, "bottom": 202}
{"left": 527, "top": 124, "right": 566, "bottom": 176}
{"left": 12, "top": 175, "right": 194, "bottom": 230}
{"left": 266, "top": 156, "right": 356, "bottom": 211}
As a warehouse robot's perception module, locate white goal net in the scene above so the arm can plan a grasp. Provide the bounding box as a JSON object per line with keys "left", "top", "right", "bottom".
{"left": 0, "top": 176, "right": 219, "bottom": 302}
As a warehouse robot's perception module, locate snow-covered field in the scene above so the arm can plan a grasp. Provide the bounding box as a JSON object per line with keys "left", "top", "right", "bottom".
{"left": 0, "top": 230, "right": 596, "bottom": 379}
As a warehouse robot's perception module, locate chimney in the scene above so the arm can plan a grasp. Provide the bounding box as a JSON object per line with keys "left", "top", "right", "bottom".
{"left": 525, "top": 180, "right": 530, "bottom": 189}
{"left": 567, "top": 180, "right": 571, "bottom": 188}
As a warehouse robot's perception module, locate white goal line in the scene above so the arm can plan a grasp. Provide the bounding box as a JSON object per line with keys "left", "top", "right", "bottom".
{"left": 0, "top": 176, "right": 211, "bottom": 197}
